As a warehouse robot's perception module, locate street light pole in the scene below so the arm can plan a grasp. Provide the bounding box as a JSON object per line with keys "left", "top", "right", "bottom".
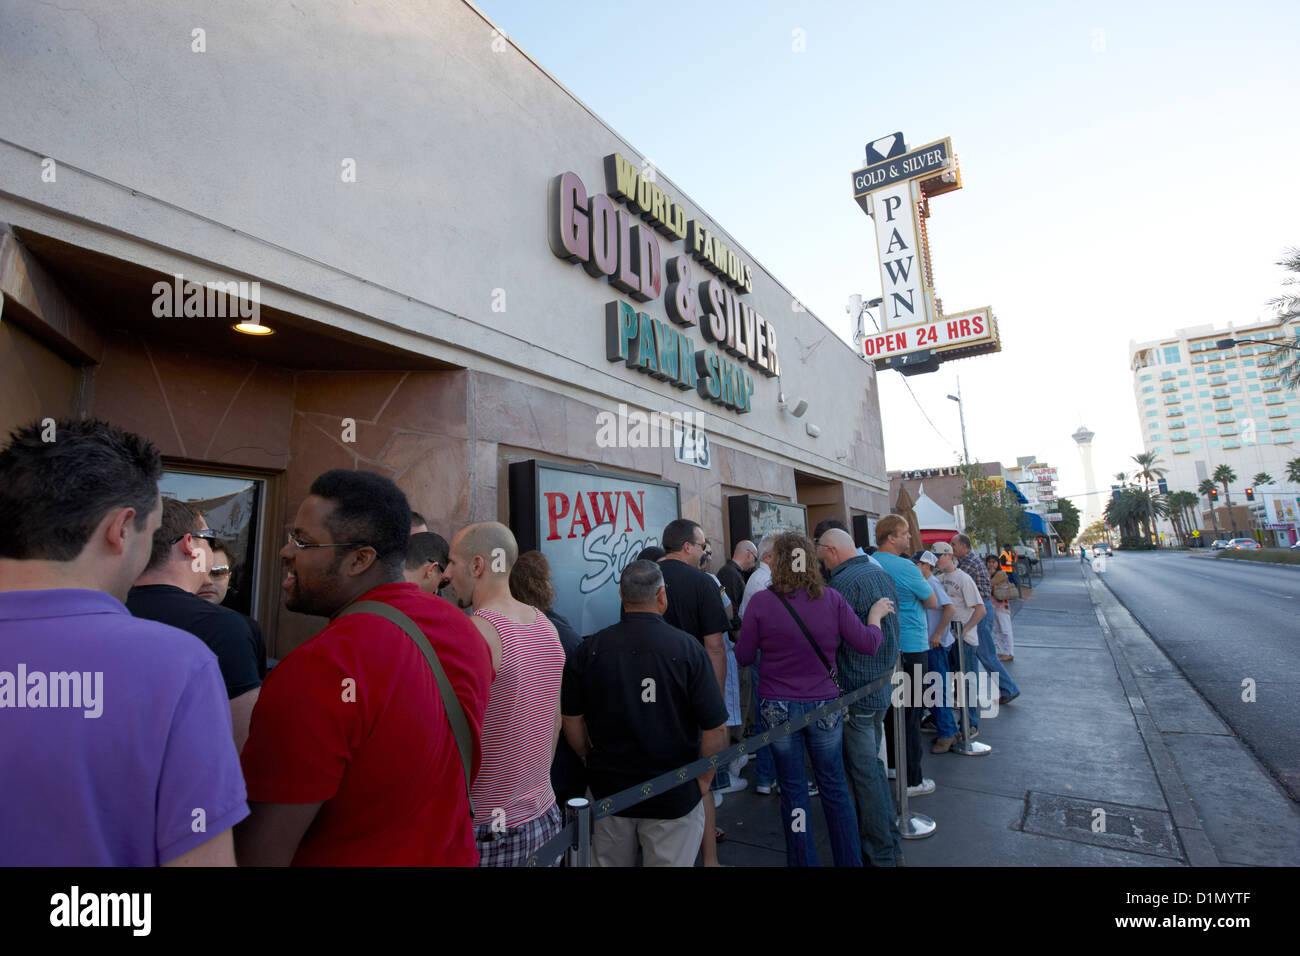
{"left": 947, "top": 381, "right": 969, "bottom": 465}
{"left": 1215, "top": 337, "right": 1300, "bottom": 353}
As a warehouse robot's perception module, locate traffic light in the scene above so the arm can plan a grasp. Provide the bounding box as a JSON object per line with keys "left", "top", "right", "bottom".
{"left": 1210, "top": 488, "right": 1219, "bottom": 501}
{"left": 1246, "top": 487, "right": 1255, "bottom": 501}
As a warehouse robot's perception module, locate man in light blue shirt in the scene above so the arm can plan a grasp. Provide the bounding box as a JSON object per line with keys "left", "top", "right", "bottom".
{"left": 872, "top": 515, "right": 938, "bottom": 796}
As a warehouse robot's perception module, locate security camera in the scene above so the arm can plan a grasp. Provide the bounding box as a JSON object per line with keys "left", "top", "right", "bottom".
{"left": 778, "top": 394, "right": 808, "bottom": 418}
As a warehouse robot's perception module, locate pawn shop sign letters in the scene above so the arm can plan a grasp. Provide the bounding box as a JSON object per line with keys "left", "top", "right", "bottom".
{"left": 850, "top": 133, "right": 1001, "bottom": 371}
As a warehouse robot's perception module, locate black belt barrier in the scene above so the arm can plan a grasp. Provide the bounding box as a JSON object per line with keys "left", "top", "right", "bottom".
{"left": 519, "top": 667, "right": 896, "bottom": 866}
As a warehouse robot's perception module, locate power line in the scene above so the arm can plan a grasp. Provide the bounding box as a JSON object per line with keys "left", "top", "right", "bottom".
{"left": 896, "top": 375, "right": 962, "bottom": 458}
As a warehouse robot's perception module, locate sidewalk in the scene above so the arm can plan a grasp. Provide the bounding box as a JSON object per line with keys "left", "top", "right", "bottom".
{"left": 713, "top": 556, "right": 1300, "bottom": 866}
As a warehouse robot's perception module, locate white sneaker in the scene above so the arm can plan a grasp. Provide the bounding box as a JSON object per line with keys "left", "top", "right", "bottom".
{"left": 719, "top": 777, "right": 749, "bottom": 794}
{"left": 728, "top": 754, "right": 752, "bottom": 778}
{"left": 906, "top": 778, "right": 936, "bottom": 797}
{"left": 713, "top": 790, "right": 723, "bottom": 808}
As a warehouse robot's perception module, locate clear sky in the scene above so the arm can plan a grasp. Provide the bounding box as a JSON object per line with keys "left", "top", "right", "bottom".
{"left": 474, "top": 0, "right": 1300, "bottom": 513}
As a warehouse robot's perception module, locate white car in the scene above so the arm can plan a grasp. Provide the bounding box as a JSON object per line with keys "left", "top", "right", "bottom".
{"left": 1226, "top": 538, "right": 1261, "bottom": 551}
{"left": 1210, "top": 539, "right": 1231, "bottom": 550}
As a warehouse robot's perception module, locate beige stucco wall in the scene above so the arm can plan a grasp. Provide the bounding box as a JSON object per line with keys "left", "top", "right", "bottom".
{"left": 0, "top": 0, "right": 888, "bottom": 514}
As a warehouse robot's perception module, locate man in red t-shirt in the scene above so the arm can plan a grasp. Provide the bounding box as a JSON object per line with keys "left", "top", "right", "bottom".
{"left": 236, "top": 470, "right": 493, "bottom": 866}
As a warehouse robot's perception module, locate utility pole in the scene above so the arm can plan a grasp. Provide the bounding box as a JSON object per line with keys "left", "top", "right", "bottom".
{"left": 947, "top": 378, "right": 970, "bottom": 464}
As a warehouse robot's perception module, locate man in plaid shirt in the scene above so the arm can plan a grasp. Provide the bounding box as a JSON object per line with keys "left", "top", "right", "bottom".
{"left": 950, "top": 534, "right": 1020, "bottom": 703}
{"left": 818, "top": 528, "right": 903, "bottom": 867}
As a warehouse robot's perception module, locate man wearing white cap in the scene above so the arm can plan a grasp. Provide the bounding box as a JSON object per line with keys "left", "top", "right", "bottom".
{"left": 933, "top": 542, "right": 987, "bottom": 735}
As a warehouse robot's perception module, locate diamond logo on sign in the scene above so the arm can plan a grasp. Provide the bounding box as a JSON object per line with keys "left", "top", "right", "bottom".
{"left": 866, "top": 132, "right": 906, "bottom": 165}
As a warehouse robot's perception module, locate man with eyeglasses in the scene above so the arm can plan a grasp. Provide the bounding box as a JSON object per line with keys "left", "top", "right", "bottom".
{"left": 236, "top": 470, "right": 493, "bottom": 866}
{"left": 404, "top": 531, "right": 450, "bottom": 596}
{"left": 128, "top": 499, "right": 264, "bottom": 751}
{"left": 658, "top": 517, "right": 731, "bottom": 865}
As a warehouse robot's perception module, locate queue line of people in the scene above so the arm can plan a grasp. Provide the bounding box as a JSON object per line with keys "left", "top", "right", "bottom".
{"left": 0, "top": 417, "right": 1023, "bottom": 868}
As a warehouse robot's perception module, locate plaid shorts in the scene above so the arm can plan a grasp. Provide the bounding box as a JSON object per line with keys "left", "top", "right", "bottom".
{"left": 474, "top": 802, "right": 564, "bottom": 867}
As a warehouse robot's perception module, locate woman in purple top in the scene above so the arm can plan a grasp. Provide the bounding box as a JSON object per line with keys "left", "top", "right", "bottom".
{"left": 736, "top": 531, "right": 892, "bottom": 867}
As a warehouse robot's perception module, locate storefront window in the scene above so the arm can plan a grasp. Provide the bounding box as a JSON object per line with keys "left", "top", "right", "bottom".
{"left": 158, "top": 471, "right": 265, "bottom": 618}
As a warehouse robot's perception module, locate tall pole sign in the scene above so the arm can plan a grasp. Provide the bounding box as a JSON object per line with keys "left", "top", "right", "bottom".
{"left": 851, "top": 133, "right": 1001, "bottom": 375}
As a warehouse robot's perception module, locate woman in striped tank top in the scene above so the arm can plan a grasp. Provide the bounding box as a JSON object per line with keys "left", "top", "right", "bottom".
{"left": 445, "top": 523, "right": 566, "bottom": 867}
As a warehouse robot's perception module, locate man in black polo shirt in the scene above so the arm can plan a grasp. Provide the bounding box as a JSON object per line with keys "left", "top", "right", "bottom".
{"left": 656, "top": 517, "right": 731, "bottom": 863}
{"left": 127, "top": 499, "right": 263, "bottom": 751}
{"left": 562, "top": 560, "right": 728, "bottom": 867}
{"left": 658, "top": 519, "right": 730, "bottom": 685}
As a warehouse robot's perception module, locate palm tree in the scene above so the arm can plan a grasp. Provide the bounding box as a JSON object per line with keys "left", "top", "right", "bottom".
{"left": 1253, "top": 472, "right": 1275, "bottom": 488}
{"left": 1287, "top": 457, "right": 1300, "bottom": 485}
{"left": 1113, "top": 471, "right": 1130, "bottom": 488}
{"left": 1213, "top": 464, "right": 1239, "bottom": 537}
{"left": 1131, "top": 452, "right": 1169, "bottom": 539}
{"left": 1198, "top": 478, "right": 1222, "bottom": 541}
{"left": 1176, "top": 490, "right": 1201, "bottom": 537}
{"left": 1131, "top": 452, "right": 1167, "bottom": 490}
{"left": 1265, "top": 247, "right": 1300, "bottom": 390}
{"left": 1137, "top": 488, "right": 1168, "bottom": 544}
{"left": 1167, "top": 490, "right": 1200, "bottom": 545}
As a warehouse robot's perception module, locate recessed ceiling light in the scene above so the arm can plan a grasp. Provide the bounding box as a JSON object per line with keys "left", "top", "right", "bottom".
{"left": 233, "top": 321, "right": 273, "bottom": 335}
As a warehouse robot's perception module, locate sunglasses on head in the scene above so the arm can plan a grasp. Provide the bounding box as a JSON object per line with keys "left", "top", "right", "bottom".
{"left": 171, "top": 529, "right": 217, "bottom": 545}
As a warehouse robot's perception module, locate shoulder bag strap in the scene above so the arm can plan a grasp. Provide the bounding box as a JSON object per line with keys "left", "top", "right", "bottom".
{"left": 768, "top": 587, "right": 840, "bottom": 688}
{"left": 336, "top": 600, "right": 475, "bottom": 811}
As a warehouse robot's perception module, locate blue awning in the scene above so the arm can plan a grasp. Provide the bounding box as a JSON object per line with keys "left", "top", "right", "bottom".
{"left": 1004, "top": 479, "right": 1029, "bottom": 504}
{"left": 1022, "top": 511, "right": 1058, "bottom": 536}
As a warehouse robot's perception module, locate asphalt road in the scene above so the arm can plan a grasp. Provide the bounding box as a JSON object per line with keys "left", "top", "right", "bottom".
{"left": 1096, "top": 550, "right": 1300, "bottom": 799}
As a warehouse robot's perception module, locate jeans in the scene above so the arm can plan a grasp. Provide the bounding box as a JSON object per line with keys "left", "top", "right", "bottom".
{"left": 885, "top": 651, "right": 928, "bottom": 787}
{"left": 842, "top": 706, "right": 902, "bottom": 866}
{"left": 759, "top": 698, "right": 862, "bottom": 867}
{"left": 976, "top": 600, "right": 1019, "bottom": 698}
{"left": 751, "top": 666, "right": 777, "bottom": 787}
{"left": 925, "top": 646, "right": 956, "bottom": 738}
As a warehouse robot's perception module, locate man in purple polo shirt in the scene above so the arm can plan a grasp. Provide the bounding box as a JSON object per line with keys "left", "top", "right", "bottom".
{"left": 0, "top": 419, "right": 247, "bottom": 865}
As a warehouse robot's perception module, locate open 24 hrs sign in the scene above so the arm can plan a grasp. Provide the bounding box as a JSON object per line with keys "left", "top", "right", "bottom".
{"left": 860, "top": 307, "right": 997, "bottom": 361}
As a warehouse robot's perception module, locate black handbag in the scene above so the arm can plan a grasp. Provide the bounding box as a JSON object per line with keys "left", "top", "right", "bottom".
{"left": 769, "top": 587, "right": 843, "bottom": 693}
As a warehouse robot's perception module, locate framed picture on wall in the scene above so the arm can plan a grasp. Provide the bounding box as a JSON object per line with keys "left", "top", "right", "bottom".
{"left": 509, "top": 460, "right": 681, "bottom": 637}
{"left": 727, "top": 494, "right": 808, "bottom": 553}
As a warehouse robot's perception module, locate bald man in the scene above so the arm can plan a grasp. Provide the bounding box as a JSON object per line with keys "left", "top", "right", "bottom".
{"left": 445, "top": 522, "right": 566, "bottom": 866}
{"left": 818, "top": 527, "right": 905, "bottom": 866}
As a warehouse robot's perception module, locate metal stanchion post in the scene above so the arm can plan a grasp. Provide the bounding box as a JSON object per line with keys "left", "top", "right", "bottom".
{"left": 893, "top": 661, "right": 935, "bottom": 839}
{"left": 951, "top": 625, "right": 991, "bottom": 757}
{"left": 566, "top": 797, "right": 592, "bottom": 868}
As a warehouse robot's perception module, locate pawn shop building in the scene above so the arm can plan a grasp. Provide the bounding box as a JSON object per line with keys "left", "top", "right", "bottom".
{"left": 0, "top": 0, "right": 891, "bottom": 647}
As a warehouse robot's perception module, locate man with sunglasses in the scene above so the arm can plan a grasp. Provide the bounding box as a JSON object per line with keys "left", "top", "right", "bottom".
{"left": 128, "top": 499, "right": 264, "bottom": 750}
{"left": 197, "top": 541, "right": 236, "bottom": 605}
{"left": 199, "top": 540, "right": 270, "bottom": 675}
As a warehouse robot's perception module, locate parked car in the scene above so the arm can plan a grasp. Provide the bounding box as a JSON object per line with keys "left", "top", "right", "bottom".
{"left": 1091, "top": 543, "right": 1112, "bottom": 557}
{"left": 1291, "top": 541, "right": 1300, "bottom": 551}
{"left": 1210, "top": 539, "right": 1231, "bottom": 550}
{"left": 1012, "top": 544, "right": 1040, "bottom": 565}
{"left": 1226, "top": 538, "right": 1261, "bottom": 551}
